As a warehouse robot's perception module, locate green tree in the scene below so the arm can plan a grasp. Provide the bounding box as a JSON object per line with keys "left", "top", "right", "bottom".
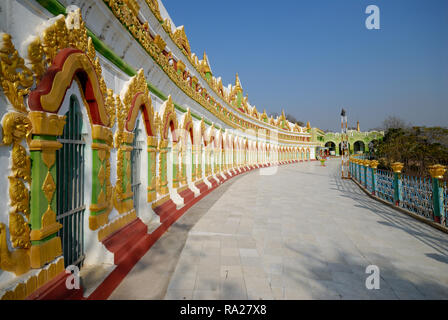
{"left": 374, "top": 126, "right": 448, "bottom": 176}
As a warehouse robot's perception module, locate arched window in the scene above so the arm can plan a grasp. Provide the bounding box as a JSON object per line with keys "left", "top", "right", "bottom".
{"left": 131, "top": 119, "right": 143, "bottom": 213}
{"left": 56, "top": 95, "right": 86, "bottom": 268}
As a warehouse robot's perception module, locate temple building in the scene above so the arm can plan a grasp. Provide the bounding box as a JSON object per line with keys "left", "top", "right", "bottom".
{"left": 322, "top": 122, "right": 384, "bottom": 156}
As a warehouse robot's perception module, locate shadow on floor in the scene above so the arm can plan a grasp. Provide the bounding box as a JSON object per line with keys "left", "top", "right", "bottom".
{"left": 109, "top": 173, "right": 247, "bottom": 299}
{"left": 329, "top": 169, "right": 448, "bottom": 256}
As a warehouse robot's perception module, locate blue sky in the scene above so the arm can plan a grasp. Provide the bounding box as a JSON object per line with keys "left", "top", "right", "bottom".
{"left": 162, "top": 0, "right": 448, "bottom": 131}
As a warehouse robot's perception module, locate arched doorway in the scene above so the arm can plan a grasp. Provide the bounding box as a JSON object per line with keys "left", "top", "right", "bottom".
{"left": 353, "top": 141, "right": 365, "bottom": 153}
{"left": 56, "top": 95, "right": 85, "bottom": 268}
{"left": 325, "top": 141, "right": 336, "bottom": 155}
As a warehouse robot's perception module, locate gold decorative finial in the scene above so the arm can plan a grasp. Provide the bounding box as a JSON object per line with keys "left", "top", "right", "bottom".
{"left": 357, "top": 120, "right": 360, "bottom": 132}
{"left": 201, "top": 51, "right": 211, "bottom": 74}
{"left": 428, "top": 164, "right": 446, "bottom": 179}
{"left": 306, "top": 121, "right": 311, "bottom": 129}
{"left": 390, "top": 162, "right": 404, "bottom": 173}
{"left": 234, "top": 73, "right": 242, "bottom": 92}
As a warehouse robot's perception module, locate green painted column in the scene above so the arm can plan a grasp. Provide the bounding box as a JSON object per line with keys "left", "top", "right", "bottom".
{"left": 205, "top": 148, "right": 211, "bottom": 176}
{"left": 147, "top": 136, "right": 157, "bottom": 202}
{"left": 429, "top": 165, "right": 447, "bottom": 224}
{"left": 158, "top": 139, "right": 169, "bottom": 195}
{"left": 196, "top": 144, "right": 202, "bottom": 179}
{"left": 215, "top": 148, "right": 219, "bottom": 173}
{"left": 363, "top": 161, "right": 369, "bottom": 188}
{"left": 29, "top": 127, "right": 64, "bottom": 269}
{"left": 89, "top": 139, "right": 110, "bottom": 229}
{"left": 172, "top": 142, "right": 179, "bottom": 188}
{"left": 370, "top": 160, "right": 379, "bottom": 195}
{"left": 191, "top": 145, "right": 197, "bottom": 181}
{"left": 356, "top": 162, "right": 360, "bottom": 182}
{"left": 391, "top": 162, "right": 404, "bottom": 206}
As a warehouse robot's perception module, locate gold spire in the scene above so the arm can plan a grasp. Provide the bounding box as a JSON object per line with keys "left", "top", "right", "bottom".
{"left": 201, "top": 51, "right": 211, "bottom": 74}
{"left": 357, "top": 120, "right": 360, "bottom": 132}
{"left": 306, "top": 121, "right": 311, "bottom": 129}
{"left": 234, "top": 73, "right": 242, "bottom": 93}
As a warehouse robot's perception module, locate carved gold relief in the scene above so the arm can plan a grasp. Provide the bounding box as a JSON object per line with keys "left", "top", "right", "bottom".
{"left": 2, "top": 112, "right": 32, "bottom": 146}
{"left": 42, "top": 172, "right": 56, "bottom": 203}
{"left": 0, "top": 33, "right": 34, "bottom": 113}
{"left": 41, "top": 16, "right": 69, "bottom": 66}
{"left": 28, "top": 111, "right": 66, "bottom": 136}
{"left": 9, "top": 212, "right": 30, "bottom": 249}
{"left": 30, "top": 207, "right": 62, "bottom": 242}
{"left": 1, "top": 258, "right": 64, "bottom": 300}
{"left": 12, "top": 143, "right": 31, "bottom": 183}
{"left": 0, "top": 223, "right": 30, "bottom": 276}
{"left": 154, "top": 35, "right": 166, "bottom": 51}
{"left": 27, "top": 37, "right": 45, "bottom": 85}
{"left": 122, "top": 69, "right": 155, "bottom": 134}
{"left": 124, "top": 0, "right": 140, "bottom": 16}
{"left": 145, "top": 0, "right": 163, "bottom": 21}
{"left": 105, "top": 89, "right": 117, "bottom": 129}
{"left": 8, "top": 177, "right": 30, "bottom": 221}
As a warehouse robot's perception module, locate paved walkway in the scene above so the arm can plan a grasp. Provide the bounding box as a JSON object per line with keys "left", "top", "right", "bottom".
{"left": 109, "top": 159, "right": 448, "bottom": 300}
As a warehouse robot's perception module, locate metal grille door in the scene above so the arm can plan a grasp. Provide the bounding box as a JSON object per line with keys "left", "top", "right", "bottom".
{"left": 56, "top": 96, "right": 86, "bottom": 268}
{"left": 131, "top": 120, "right": 142, "bottom": 213}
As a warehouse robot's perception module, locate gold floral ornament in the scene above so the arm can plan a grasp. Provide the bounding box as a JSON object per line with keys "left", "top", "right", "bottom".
{"left": 162, "top": 18, "right": 173, "bottom": 35}
{"left": 41, "top": 16, "right": 69, "bottom": 66}
{"left": 27, "top": 37, "right": 45, "bottom": 85}
{"left": 8, "top": 177, "right": 30, "bottom": 220}
{"left": 12, "top": 143, "right": 31, "bottom": 183}
{"left": 8, "top": 212, "right": 30, "bottom": 249}
{"left": 153, "top": 35, "right": 166, "bottom": 52}
{"left": 2, "top": 112, "right": 32, "bottom": 146}
{"left": 106, "top": 89, "right": 117, "bottom": 128}
{"left": 172, "top": 26, "right": 191, "bottom": 56}
{"left": 124, "top": 0, "right": 140, "bottom": 16}
{"left": 0, "top": 33, "right": 34, "bottom": 113}
{"left": 42, "top": 172, "right": 56, "bottom": 203}
{"left": 27, "top": 9, "right": 91, "bottom": 94}
{"left": 0, "top": 223, "right": 31, "bottom": 276}
{"left": 1, "top": 112, "right": 32, "bottom": 251}
{"left": 145, "top": 0, "right": 163, "bottom": 21}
